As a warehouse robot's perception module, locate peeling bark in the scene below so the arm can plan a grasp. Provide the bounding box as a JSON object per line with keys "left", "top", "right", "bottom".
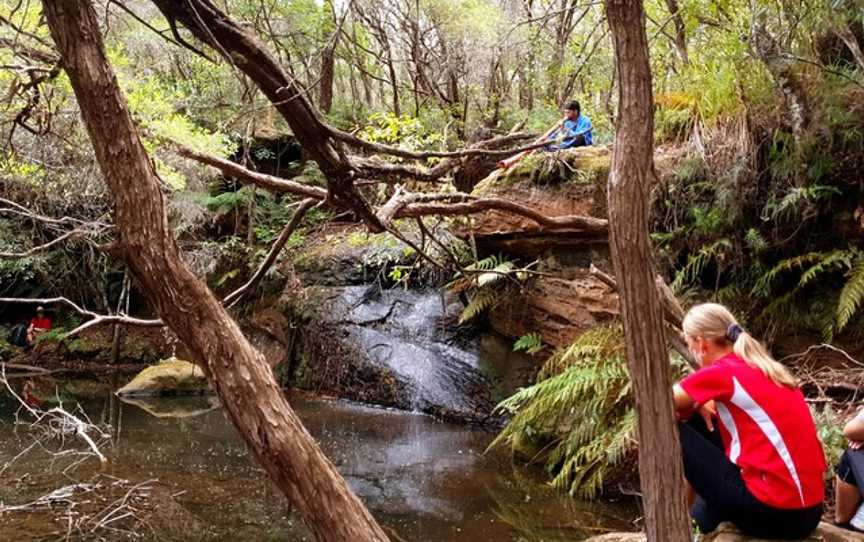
{"left": 42, "top": 2, "right": 389, "bottom": 541}
{"left": 604, "top": 0, "right": 690, "bottom": 540}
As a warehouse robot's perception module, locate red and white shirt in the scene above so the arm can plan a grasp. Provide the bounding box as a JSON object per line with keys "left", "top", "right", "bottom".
{"left": 681, "top": 353, "right": 826, "bottom": 509}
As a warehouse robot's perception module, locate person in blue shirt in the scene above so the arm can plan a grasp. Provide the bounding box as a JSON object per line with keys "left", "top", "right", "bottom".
{"left": 546, "top": 100, "right": 593, "bottom": 150}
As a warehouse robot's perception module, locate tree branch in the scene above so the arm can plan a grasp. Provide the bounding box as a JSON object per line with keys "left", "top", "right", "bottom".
{"left": 0, "top": 225, "right": 109, "bottom": 259}
{"left": 173, "top": 144, "right": 328, "bottom": 200}
{"left": 331, "top": 128, "right": 549, "bottom": 160}
{"left": 0, "top": 297, "right": 162, "bottom": 338}
{"left": 589, "top": 264, "right": 695, "bottom": 368}
{"left": 223, "top": 199, "right": 316, "bottom": 307}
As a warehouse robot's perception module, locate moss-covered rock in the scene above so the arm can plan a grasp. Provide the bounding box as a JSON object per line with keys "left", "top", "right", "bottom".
{"left": 293, "top": 225, "right": 415, "bottom": 286}
{"left": 460, "top": 146, "right": 611, "bottom": 258}
{"left": 116, "top": 358, "right": 208, "bottom": 397}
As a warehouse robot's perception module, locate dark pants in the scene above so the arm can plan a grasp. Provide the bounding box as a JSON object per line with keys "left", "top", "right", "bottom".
{"left": 678, "top": 417, "right": 822, "bottom": 539}
{"left": 837, "top": 448, "right": 864, "bottom": 487}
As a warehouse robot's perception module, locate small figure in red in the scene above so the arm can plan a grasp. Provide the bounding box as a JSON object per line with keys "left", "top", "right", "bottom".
{"left": 26, "top": 306, "right": 52, "bottom": 345}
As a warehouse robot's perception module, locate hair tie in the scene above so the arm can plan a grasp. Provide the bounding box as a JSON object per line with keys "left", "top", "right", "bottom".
{"left": 726, "top": 323, "right": 744, "bottom": 342}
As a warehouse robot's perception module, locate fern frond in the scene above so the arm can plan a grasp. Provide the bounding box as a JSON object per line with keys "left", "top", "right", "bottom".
{"left": 671, "top": 238, "right": 731, "bottom": 292}
{"left": 489, "top": 325, "right": 651, "bottom": 499}
{"left": 753, "top": 250, "right": 831, "bottom": 297}
{"left": 458, "top": 288, "right": 500, "bottom": 323}
{"left": 836, "top": 255, "right": 864, "bottom": 334}
{"left": 799, "top": 249, "right": 857, "bottom": 288}
{"left": 476, "top": 260, "right": 515, "bottom": 287}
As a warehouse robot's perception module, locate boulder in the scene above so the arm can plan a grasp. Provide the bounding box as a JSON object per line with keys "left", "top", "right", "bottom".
{"left": 584, "top": 523, "right": 864, "bottom": 542}
{"left": 116, "top": 358, "right": 208, "bottom": 397}
{"left": 292, "top": 225, "right": 415, "bottom": 286}
{"left": 583, "top": 534, "right": 645, "bottom": 542}
{"left": 702, "top": 522, "right": 864, "bottom": 542}
{"left": 456, "top": 146, "right": 611, "bottom": 258}
{"left": 489, "top": 270, "right": 619, "bottom": 348}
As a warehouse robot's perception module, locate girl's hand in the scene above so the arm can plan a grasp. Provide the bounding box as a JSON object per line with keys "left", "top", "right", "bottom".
{"left": 850, "top": 441, "right": 863, "bottom": 450}
{"left": 699, "top": 400, "right": 717, "bottom": 431}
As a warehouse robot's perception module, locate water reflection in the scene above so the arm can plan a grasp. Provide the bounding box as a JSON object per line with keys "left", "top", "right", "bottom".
{"left": 0, "top": 381, "right": 634, "bottom": 541}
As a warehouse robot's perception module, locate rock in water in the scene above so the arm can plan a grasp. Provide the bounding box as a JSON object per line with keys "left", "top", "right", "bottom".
{"left": 117, "top": 358, "right": 208, "bottom": 397}
{"left": 584, "top": 523, "right": 864, "bottom": 542}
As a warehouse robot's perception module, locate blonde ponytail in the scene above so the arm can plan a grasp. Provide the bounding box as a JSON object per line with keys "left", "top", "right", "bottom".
{"left": 683, "top": 303, "right": 797, "bottom": 388}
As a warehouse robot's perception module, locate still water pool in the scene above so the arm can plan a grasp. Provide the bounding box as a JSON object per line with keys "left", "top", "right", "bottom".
{"left": 0, "top": 381, "right": 635, "bottom": 541}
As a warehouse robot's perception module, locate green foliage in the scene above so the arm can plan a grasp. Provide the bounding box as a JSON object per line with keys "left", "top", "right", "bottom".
{"left": 33, "top": 327, "right": 68, "bottom": 346}
{"left": 490, "top": 325, "right": 642, "bottom": 498}
{"left": 671, "top": 238, "right": 732, "bottom": 292}
{"left": 762, "top": 184, "right": 841, "bottom": 222}
{"left": 447, "top": 254, "right": 526, "bottom": 323}
{"left": 811, "top": 404, "right": 846, "bottom": 474}
{"left": 752, "top": 247, "right": 864, "bottom": 339}
{"left": 836, "top": 257, "right": 864, "bottom": 334}
{"left": 357, "top": 112, "right": 443, "bottom": 152}
{"left": 513, "top": 332, "right": 544, "bottom": 355}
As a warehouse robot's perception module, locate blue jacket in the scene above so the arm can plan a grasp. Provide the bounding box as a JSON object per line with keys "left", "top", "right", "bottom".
{"left": 547, "top": 115, "right": 593, "bottom": 150}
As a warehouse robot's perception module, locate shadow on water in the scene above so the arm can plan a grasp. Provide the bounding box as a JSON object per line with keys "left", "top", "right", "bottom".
{"left": 0, "top": 379, "right": 636, "bottom": 541}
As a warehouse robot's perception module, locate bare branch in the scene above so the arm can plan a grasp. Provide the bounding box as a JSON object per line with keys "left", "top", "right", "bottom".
{"left": 395, "top": 195, "right": 610, "bottom": 233}
{"left": 331, "top": 128, "right": 550, "bottom": 161}
{"left": 589, "top": 264, "right": 696, "bottom": 368}
{"left": 0, "top": 297, "right": 162, "bottom": 338}
{"left": 173, "top": 144, "right": 328, "bottom": 200}
{"left": 0, "top": 225, "right": 109, "bottom": 259}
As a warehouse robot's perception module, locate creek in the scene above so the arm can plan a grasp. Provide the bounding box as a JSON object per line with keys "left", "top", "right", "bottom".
{"left": 0, "top": 381, "right": 635, "bottom": 541}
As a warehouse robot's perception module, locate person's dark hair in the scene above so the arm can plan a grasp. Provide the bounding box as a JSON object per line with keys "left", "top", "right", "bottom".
{"left": 564, "top": 100, "right": 580, "bottom": 113}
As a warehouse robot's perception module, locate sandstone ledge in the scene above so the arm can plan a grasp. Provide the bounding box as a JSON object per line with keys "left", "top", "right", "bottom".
{"left": 584, "top": 522, "right": 864, "bottom": 542}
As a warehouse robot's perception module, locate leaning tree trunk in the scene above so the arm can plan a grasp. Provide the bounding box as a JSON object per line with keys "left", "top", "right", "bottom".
{"left": 42, "top": 2, "right": 389, "bottom": 541}
{"left": 603, "top": 1, "right": 690, "bottom": 541}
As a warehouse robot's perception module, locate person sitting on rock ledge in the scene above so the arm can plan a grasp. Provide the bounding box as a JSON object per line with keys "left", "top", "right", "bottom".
{"left": 834, "top": 410, "right": 864, "bottom": 530}
{"left": 672, "top": 303, "right": 826, "bottom": 539}
{"left": 26, "top": 306, "right": 52, "bottom": 345}
{"left": 545, "top": 100, "right": 593, "bottom": 151}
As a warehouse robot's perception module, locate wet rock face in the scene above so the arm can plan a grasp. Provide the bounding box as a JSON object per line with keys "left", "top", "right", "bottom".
{"left": 490, "top": 270, "right": 619, "bottom": 348}
{"left": 291, "top": 286, "right": 501, "bottom": 422}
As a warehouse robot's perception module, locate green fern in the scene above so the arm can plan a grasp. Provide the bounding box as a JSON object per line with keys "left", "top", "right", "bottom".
{"left": 489, "top": 325, "right": 658, "bottom": 499}
{"left": 671, "top": 238, "right": 732, "bottom": 292}
{"left": 513, "top": 332, "right": 544, "bottom": 354}
{"left": 449, "top": 254, "right": 528, "bottom": 323}
{"left": 476, "top": 260, "right": 515, "bottom": 287}
{"left": 752, "top": 249, "right": 855, "bottom": 298}
{"left": 458, "top": 288, "right": 500, "bottom": 323}
{"left": 752, "top": 247, "right": 864, "bottom": 338}
{"left": 835, "top": 257, "right": 864, "bottom": 334}
{"left": 762, "top": 184, "right": 840, "bottom": 222}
